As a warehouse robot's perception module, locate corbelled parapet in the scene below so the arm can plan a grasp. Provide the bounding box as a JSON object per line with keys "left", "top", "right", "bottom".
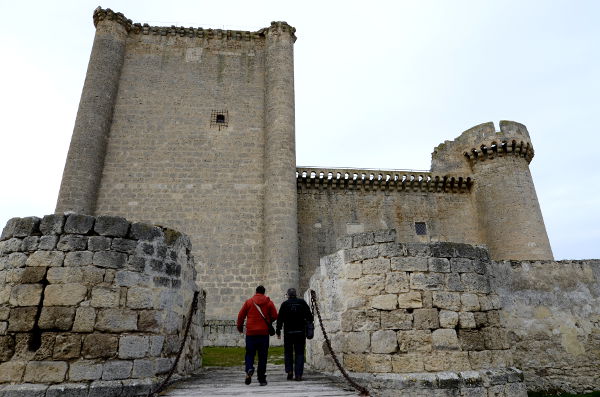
{"left": 261, "top": 21, "right": 297, "bottom": 42}
{"left": 297, "top": 167, "right": 472, "bottom": 193}
{"left": 93, "top": 7, "right": 133, "bottom": 31}
{"left": 0, "top": 215, "right": 204, "bottom": 396}
{"left": 306, "top": 231, "right": 528, "bottom": 396}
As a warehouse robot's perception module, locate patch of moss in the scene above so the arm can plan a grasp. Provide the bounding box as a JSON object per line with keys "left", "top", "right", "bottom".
{"left": 203, "top": 346, "right": 285, "bottom": 367}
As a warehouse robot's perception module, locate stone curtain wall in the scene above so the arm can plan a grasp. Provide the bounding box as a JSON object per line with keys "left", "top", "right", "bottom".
{"left": 307, "top": 231, "right": 527, "bottom": 396}
{"left": 490, "top": 260, "right": 600, "bottom": 394}
{"left": 0, "top": 214, "right": 203, "bottom": 396}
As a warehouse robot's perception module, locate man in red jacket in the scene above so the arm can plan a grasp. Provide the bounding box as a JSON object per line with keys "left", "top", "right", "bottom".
{"left": 237, "top": 285, "right": 278, "bottom": 386}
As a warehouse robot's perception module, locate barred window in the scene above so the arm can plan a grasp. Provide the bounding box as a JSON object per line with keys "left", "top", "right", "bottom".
{"left": 415, "top": 222, "right": 427, "bottom": 235}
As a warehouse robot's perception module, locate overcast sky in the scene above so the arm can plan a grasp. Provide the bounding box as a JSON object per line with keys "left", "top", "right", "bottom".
{"left": 1, "top": 0, "right": 598, "bottom": 260}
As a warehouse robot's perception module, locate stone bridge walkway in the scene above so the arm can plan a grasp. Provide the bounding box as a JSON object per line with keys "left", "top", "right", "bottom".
{"left": 160, "top": 365, "right": 359, "bottom": 396}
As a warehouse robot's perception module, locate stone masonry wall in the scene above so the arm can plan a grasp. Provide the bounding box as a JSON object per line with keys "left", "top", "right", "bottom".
{"left": 0, "top": 214, "right": 203, "bottom": 396}
{"left": 490, "top": 260, "right": 600, "bottom": 394}
{"left": 307, "top": 230, "right": 527, "bottom": 396}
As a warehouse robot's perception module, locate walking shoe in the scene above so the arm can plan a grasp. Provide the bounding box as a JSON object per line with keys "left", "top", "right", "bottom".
{"left": 259, "top": 381, "right": 268, "bottom": 386}
{"left": 294, "top": 376, "right": 303, "bottom": 381}
{"left": 245, "top": 368, "right": 254, "bottom": 385}
{"left": 287, "top": 371, "right": 294, "bottom": 381}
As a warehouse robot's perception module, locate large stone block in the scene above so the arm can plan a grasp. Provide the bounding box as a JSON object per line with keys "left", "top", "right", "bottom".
{"left": 391, "top": 256, "right": 428, "bottom": 272}
{"left": 429, "top": 257, "right": 451, "bottom": 272}
{"left": 102, "top": 360, "right": 133, "bottom": 380}
{"left": 381, "top": 309, "right": 413, "bottom": 330}
{"left": 458, "top": 312, "right": 476, "bottom": 329}
{"left": 3, "top": 252, "right": 27, "bottom": 269}
{"left": 88, "top": 236, "right": 112, "bottom": 251}
{"left": 22, "top": 236, "right": 40, "bottom": 252}
{"left": 52, "top": 334, "right": 82, "bottom": 360}
{"left": 371, "top": 330, "right": 398, "bottom": 353}
{"left": 397, "top": 330, "right": 432, "bottom": 353}
{"left": 112, "top": 238, "right": 137, "bottom": 254}
{"left": 132, "top": 359, "right": 157, "bottom": 378}
{"left": 354, "top": 274, "right": 385, "bottom": 296}
{"left": 344, "top": 331, "right": 370, "bottom": 353}
{"left": 385, "top": 271, "right": 409, "bottom": 293}
{"left": 8, "top": 307, "right": 37, "bottom": 332}
{"left": 95, "top": 309, "right": 138, "bottom": 332}
{"left": 44, "top": 283, "right": 87, "bottom": 306}
{"left": 39, "top": 307, "right": 76, "bottom": 330}
{"left": 413, "top": 308, "right": 440, "bottom": 330}
{"left": 0, "top": 361, "right": 25, "bottom": 382}
{"left": 341, "top": 309, "right": 380, "bottom": 332}
{"left": 423, "top": 351, "right": 470, "bottom": 372}
{"left": 127, "top": 287, "right": 155, "bottom": 309}
{"left": 391, "top": 353, "right": 425, "bottom": 373}
{"left": 94, "top": 216, "right": 130, "bottom": 237}
{"left": 138, "top": 310, "right": 161, "bottom": 333}
{"left": 82, "top": 334, "right": 118, "bottom": 359}
{"left": 26, "top": 251, "right": 64, "bottom": 267}
{"left": 397, "top": 291, "right": 423, "bottom": 308}
{"left": 73, "top": 307, "right": 96, "bottom": 332}
{"left": 361, "top": 257, "right": 390, "bottom": 274}
{"left": 129, "top": 223, "right": 164, "bottom": 241}
{"left": 410, "top": 272, "right": 445, "bottom": 290}
{"left": 20, "top": 266, "right": 46, "bottom": 283}
{"left": 461, "top": 273, "right": 490, "bottom": 293}
{"left": 46, "top": 383, "right": 90, "bottom": 397}
{"left": 57, "top": 235, "right": 88, "bottom": 251}
{"left": 343, "top": 353, "right": 367, "bottom": 372}
{"left": 371, "top": 294, "right": 398, "bottom": 310}
{"left": 9, "top": 283, "right": 43, "bottom": 306}
{"left": 482, "top": 327, "right": 509, "bottom": 350}
{"left": 91, "top": 287, "right": 121, "bottom": 308}
{"left": 47, "top": 267, "right": 84, "bottom": 284}
{"left": 69, "top": 360, "right": 103, "bottom": 381}
{"left": 23, "top": 361, "right": 68, "bottom": 383}
{"left": 39, "top": 236, "right": 58, "bottom": 250}
{"left": 0, "top": 335, "right": 16, "bottom": 361}
{"left": 439, "top": 310, "right": 459, "bottom": 328}
{"left": 64, "top": 214, "right": 95, "bottom": 234}
{"left": 93, "top": 251, "right": 127, "bottom": 269}
{"left": 460, "top": 293, "right": 480, "bottom": 311}
{"left": 432, "top": 291, "right": 461, "bottom": 311}
{"left": 366, "top": 354, "right": 392, "bottom": 372}
{"left": 432, "top": 328, "right": 460, "bottom": 350}
{"left": 119, "top": 335, "right": 149, "bottom": 359}
{"left": 40, "top": 214, "right": 65, "bottom": 235}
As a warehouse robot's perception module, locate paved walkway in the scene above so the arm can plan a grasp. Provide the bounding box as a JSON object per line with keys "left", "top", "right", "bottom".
{"left": 160, "top": 365, "right": 359, "bottom": 396}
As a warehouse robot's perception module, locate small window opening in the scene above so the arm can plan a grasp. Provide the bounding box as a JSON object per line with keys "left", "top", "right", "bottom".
{"left": 415, "top": 222, "right": 427, "bottom": 235}
{"left": 210, "top": 110, "right": 228, "bottom": 130}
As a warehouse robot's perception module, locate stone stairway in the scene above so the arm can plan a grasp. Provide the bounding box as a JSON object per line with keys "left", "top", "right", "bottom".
{"left": 160, "top": 365, "right": 359, "bottom": 396}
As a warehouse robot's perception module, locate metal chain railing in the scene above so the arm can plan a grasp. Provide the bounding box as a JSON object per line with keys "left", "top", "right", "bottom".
{"left": 147, "top": 290, "right": 200, "bottom": 397}
{"left": 309, "top": 289, "right": 370, "bottom": 396}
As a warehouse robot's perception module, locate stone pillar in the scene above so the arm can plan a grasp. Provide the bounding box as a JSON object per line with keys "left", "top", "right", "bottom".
{"left": 263, "top": 22, "right": 299, "bottom": 299}
{"left": 55, "top": 8, "right": 130, "bottom": 215}
{"left": 471, "top": 121, "right": 553, "bottom": 260}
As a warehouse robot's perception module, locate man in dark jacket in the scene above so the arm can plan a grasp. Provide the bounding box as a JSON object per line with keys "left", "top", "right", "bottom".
{"left": 237, "top": 285, "right": 278, "bottom": 386}
{"left": 276, "top": 288, "right": 314, "bottom": 381}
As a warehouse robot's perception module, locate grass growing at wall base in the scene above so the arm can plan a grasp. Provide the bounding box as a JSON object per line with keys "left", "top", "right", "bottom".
{"left": 528, "top": 392, "right": 600, "bottom": 397}
{"left": 203, "top": 346, "right": 284, "bottom": 367}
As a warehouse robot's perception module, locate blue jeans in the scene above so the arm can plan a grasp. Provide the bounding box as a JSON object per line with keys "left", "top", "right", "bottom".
{"left": 245, "top": 335, "right": 269, "bottom": 382}
{"left": 284, "top": 332, "right": 306, "bottom": 378}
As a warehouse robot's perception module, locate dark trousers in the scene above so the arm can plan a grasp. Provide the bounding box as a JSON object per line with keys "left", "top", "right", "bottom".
{"left": 284, "top": 332, "right": 306, "bottom": 378}
{"left": 245, "top": 335, "right": 269, "bottom": 382}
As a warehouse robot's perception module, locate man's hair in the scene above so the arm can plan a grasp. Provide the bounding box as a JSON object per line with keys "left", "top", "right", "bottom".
{"left": 286, "top": 288, "right": 297, "bottom": 297}
{"left": 256, "top": 285, "right": 266, "bottom": 294}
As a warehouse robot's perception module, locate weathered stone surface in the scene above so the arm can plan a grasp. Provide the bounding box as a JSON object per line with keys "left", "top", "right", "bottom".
{"left": 381, "top": 309, "right": 413, "bottom": 330}
{"left": 9, "top": 283, "right": 43, "bottom": 306}
{"left": 94, "top": 216, "right": 130, "bottom": 237}
{"left": 354, "top": 274, "right": 385, "bottom": 296}
{"left": 384, "top": 271, "right": 409, "bottom": 293}
{"left": 91, "top": 287, "right": 121, "bottom": 308}
{"left": 413, "top": 308, "right": 439, "bottom": 330}
{"left": 88, "top": 236, "right": 111, "bottom": 251}
{"left": 45, "top": 383, "right": 90, "bottom": 397}
{"left": 148, "top": 336, "right": 164, "bottom": 357}
{"left": 432, "top": 328, "right": 460, "bottom": 350}
{"left": 451, "top": 258, "right": 485, "bottom": 274}
{"left": 429, "top": 257, "right": 451, "bottom": 272}
{"left": 341, "top": 309, "right": 380, "bottom": 332}
{"left": 391, "top": 256, "right": 428, "bottom": 272}
{"left": 397, "top": 291, "right": 422, "bottom": 308}
{"left": 371, "top": 330, "right": 397, "bottom": 353}
{"left": 343, "top": 353, "right": 367, "bottom": 372}
{"left": 88, "top": 380, "right": 123, "bottom": 397}
{"left": 73, "top": 307, "right": 96, "bottom": 332}
{"left": 482, "top": 327, "right": 509, "bottom": 350}
{"left": 459, "top": 312, "right": 476, "bottom": 329}
{"left": 102, "top": 360, "right": 133, "bottom": 380}
{"left": 22, "top": 236, "right": 40, "bottom": 252}
{"left": 362, "top": 257, "right": 390, "bottom": 274}
{"left": 112, "top": 238, "right": 137, "bottom": 254}
{"left": 3, "top": 252, "right": 27, "bottom": 269}
{"left": 371, "top": 294, "right": 397, "bottom": 310}
{"left": 0, "top": 238, "right": 23, "bottom": 255}
{"left": 64, "top": 214, "right": 95, "bottom": 234}
{"left": 461, "top": 273, "right": 490, "bottom": 293}
{"left": 366, "top": 354, "right": 392, "bottom": 372}
{"left": 459, "top": 330, "right": 485, "bottom": 351}
{"left": 40, "top": 214, "right": 65, "bottom": 235}
{"left": 53, "top": 334, "right": 82, "bottom": 359}
{"left": 138, "top": 310, "right": 161, "bottom": 333}
{"left": 8, "top": 307, "right": 37, "bottom": 332}
{"left": 11, "top": 217, "right": 41, "bottom": 238}
{"left": 433, "top": 291, "right": 461, "bottom": 311}
{"left": 439, "top": 310, "right": 459, "bottom": 328}
{"left": 129, "top": 223, "right": 164, "bottom": 241}
{"left": 39, "top": 235, "right": 58, "bottom": 250}
{"left": 20, "top": 266, "right": 47, "bottom": 283}
{"left": 26, "top": 250, "right": 64, "bottom": 267}
{"left": 44, "top": 283, "right": 87, "bottom": 306}
{"left": 0, "top": 361, "right": 25, "bottom": 382}
{"left": 23, "top": 361, "right": 68, "bottom": 383}
{"left": 127, "top": 287, "right": 155, "bottom": 309}
{"left": 57, "top": 235, "right": 88, "bottom": 251}
{"left": 344, "top": 331, "right": 370, "bottom": 353}
{"left": 460, "top": 293, "right": 480, "bottom": 311}
{"left": 39, "top": 307, "right": 76, "bottom": 330}
{"left": 95, "top": 309, "right": 138, "bottom": 332}
{"left": 132, "top": 359, "right": 156, "bottom": 378}
{"left": 82, "top": 334, "right": 118, "bottom": 358}
{"left": 119, "top": 335, "right": 149, "bottom": 359}
{"left": 0, "top": 335, "right": 16, "bottom": 361}
{"left": 397, "top": 330, "right": 432, "bottom": 352}
{"left": 410, "top": 272, "right": 445, "bottom": 290}
{"left": 47, "top": 267, "right": 84, "bottom": 284}
{"left": 69, "top": 360, "right": 103, "bottom": 381}
{"left": 391, "top": 353, "right": 425, "bottom": 373}
{"left": 93, "top": 251, "right": 127, "bottom": 269}
{"left": 424, "top": 351, "right": 470, "bottom": 372}
{"left": 1, "top": 218, "right": 19, "bottom": 240}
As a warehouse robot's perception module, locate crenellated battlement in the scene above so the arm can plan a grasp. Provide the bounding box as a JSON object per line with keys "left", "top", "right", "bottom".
{"left": 92, "top": 8, "right": 295, "bottom": 42}
{"left": 296, "top": 167, "right": 472, "bottom": 193}
{"left": 463, "top": 139, "right": 534, "bottom": 165}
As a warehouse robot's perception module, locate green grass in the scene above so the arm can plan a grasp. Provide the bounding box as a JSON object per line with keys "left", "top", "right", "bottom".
{"left": 203, "top": 346, "right": 284, "bottom": 367}
{"left": 528, "top": 392, "right": 600, "bottom": 397}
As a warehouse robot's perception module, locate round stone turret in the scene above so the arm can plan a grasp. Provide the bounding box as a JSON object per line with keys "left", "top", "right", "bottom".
{"left": 431, "top": 121, "right": 553, "bottom": 261}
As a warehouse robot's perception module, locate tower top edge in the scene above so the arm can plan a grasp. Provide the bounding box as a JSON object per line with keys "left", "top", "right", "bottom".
{"left": 93, "top": 7, "right": 296, "bottom": 40}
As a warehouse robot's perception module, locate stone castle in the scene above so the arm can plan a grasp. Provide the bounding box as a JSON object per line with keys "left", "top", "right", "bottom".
{"left": 0, "top": 7, "right": 598, "bottom": 396}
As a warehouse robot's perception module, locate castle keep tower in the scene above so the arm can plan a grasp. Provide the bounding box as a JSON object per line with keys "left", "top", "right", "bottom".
{"left": 431, "top": 120, "right": 553, "bottom": 260}
{"left": 56, "top": 8, "right": 298, "bottom": 320}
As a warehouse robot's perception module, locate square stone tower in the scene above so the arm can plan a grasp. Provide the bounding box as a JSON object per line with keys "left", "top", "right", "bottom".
{"left": 55, "top": 8, "right": 299, "bottom": 320}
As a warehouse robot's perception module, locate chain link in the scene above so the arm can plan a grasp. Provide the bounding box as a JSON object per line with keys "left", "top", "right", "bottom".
{"left": 310, "top": 289, "right": 370, "bottom": 396}
{"left": 147, "top": 290, "right": 200, "bottom": 397}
